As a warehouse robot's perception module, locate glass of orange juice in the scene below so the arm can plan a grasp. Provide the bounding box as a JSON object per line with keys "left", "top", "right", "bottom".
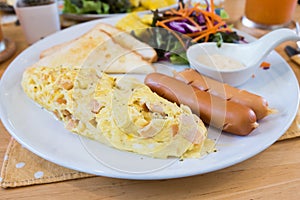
{"left": 242, "top": 0, "right": 297, "bottom": 29}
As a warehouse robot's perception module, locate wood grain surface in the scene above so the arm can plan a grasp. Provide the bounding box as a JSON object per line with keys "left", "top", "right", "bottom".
{"left": 1, "top": 0, "right": 300, "bottom": 199}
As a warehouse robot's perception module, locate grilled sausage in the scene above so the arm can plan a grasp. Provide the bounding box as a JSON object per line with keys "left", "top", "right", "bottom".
{"left": 175, "top": 69, "right": 272, "bottom": 120}
{"left": 145, "top": 73, "right": 258, "bottom": 136}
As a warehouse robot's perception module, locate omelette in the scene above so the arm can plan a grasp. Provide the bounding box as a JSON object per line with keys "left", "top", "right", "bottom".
{"left": 22, "top": 66, "right": 207, "bottom": 158}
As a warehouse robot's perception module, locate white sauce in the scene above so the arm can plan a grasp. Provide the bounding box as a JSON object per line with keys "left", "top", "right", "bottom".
{"left": 197, "top": 54, "right": 245, "bottom": 71}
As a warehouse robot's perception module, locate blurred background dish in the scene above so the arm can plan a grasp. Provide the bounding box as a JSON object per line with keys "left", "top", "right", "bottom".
{"left": 0, "top": 1, "right": 14, "bottom": 13}
{"left": 14, "top": 0, "right": 61, "bottom": 44}
{"left": 61, "top": 0, "right": 178, "bottom": 21}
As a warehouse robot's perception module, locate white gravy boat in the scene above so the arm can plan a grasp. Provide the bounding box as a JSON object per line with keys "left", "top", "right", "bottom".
{"left": 187, "top": 28, "right": 300, "bottom": 86}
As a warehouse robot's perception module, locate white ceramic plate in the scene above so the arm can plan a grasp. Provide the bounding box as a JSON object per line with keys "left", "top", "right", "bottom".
{"left": 0, "top": 16, "right": 299, "bottom": 180}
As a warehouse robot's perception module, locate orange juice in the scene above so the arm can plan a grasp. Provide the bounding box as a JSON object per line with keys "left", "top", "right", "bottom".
{"left": 244, "top": 0, "right": 297, "bottom": 26}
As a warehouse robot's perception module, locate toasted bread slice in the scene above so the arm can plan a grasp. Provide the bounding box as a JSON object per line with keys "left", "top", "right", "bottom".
{"left": 40, "top": 23, "right": 157, "bottom": 63}
{"left": 40, "top": 40, "right": 72, "bottom": 58}
{"left": 33, "top": 24, "right": 155, "bottom": 74}
{"left": 95, "top": 23, "right": 157, "bottom": 63}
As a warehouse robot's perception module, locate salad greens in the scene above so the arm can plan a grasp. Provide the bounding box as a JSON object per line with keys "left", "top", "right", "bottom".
{"left": 132, "top": 26, "right": 192, "bottom": 64}
{"left": 63, "top": 0, "right": 131, "bottom": 14}
{"left": 131, "top": 0, "right": 244, "bottom": 64}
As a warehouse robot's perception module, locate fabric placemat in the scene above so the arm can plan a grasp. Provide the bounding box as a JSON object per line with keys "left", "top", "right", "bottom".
{"left": 278, "top": 106, "right": 300, "bottom": 140}
{"left": 0, "top": 138, "right": 94, "bottom": 188}
{"left": 1, "top": 106, "right": 300, "bottom": 188}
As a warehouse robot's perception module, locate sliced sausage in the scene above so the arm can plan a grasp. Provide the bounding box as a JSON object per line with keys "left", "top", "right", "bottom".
{"left": 175, "top": 68, "right": 272, "bottom": 120}
{"left": 145, "top": 73, "right": 258, "bottom": 136}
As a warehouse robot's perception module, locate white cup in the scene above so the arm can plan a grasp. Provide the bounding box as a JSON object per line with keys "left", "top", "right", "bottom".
{"left": 14, "top": 1, "right": 61, "bottom": 44}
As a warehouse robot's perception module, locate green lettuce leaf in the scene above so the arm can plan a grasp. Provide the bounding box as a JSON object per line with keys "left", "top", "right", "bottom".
{"left": 63, "top": 0, "right": 110, "bottom": 14}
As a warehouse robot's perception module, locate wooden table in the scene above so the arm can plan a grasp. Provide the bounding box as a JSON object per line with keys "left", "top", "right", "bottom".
{"left": 1, "top": 0, "right": 300, "bottom": 199}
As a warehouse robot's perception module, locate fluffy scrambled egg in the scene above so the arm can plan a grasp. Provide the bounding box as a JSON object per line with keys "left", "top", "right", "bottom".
{"left": 22, "top": 66, "right": 207, "bottom": 158}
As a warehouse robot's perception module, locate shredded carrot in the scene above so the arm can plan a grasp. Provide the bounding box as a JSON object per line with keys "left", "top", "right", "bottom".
{"left": 204, "top": 15, "right": 213, "bottom": 29}
{"left": 179, "top": 1, "right": 184, "bottom": 10}
{"left": 192, "top": 27, "right": 231, "bottom": 42}
{"left": 155, "top": 0, "right": 233, "bottom": 46}
{"left": 210, "top": 0, "right": 215, "bottom": 14}
{"left": 260, "top": 61, "right": 271, "bottom": 70}
{"left": 156, "top": 16, "right": 187, "bottom": 24}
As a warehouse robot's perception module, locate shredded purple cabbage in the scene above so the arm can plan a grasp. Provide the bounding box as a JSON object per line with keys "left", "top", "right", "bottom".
{"left": 204, "top": 0, "right": 210, "bottom": 11}
{"left": 196, "top": 13, "right": 206, "bottom": 25}
{"left": 167, "top": 21, "right": 202, "bottom": 34}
